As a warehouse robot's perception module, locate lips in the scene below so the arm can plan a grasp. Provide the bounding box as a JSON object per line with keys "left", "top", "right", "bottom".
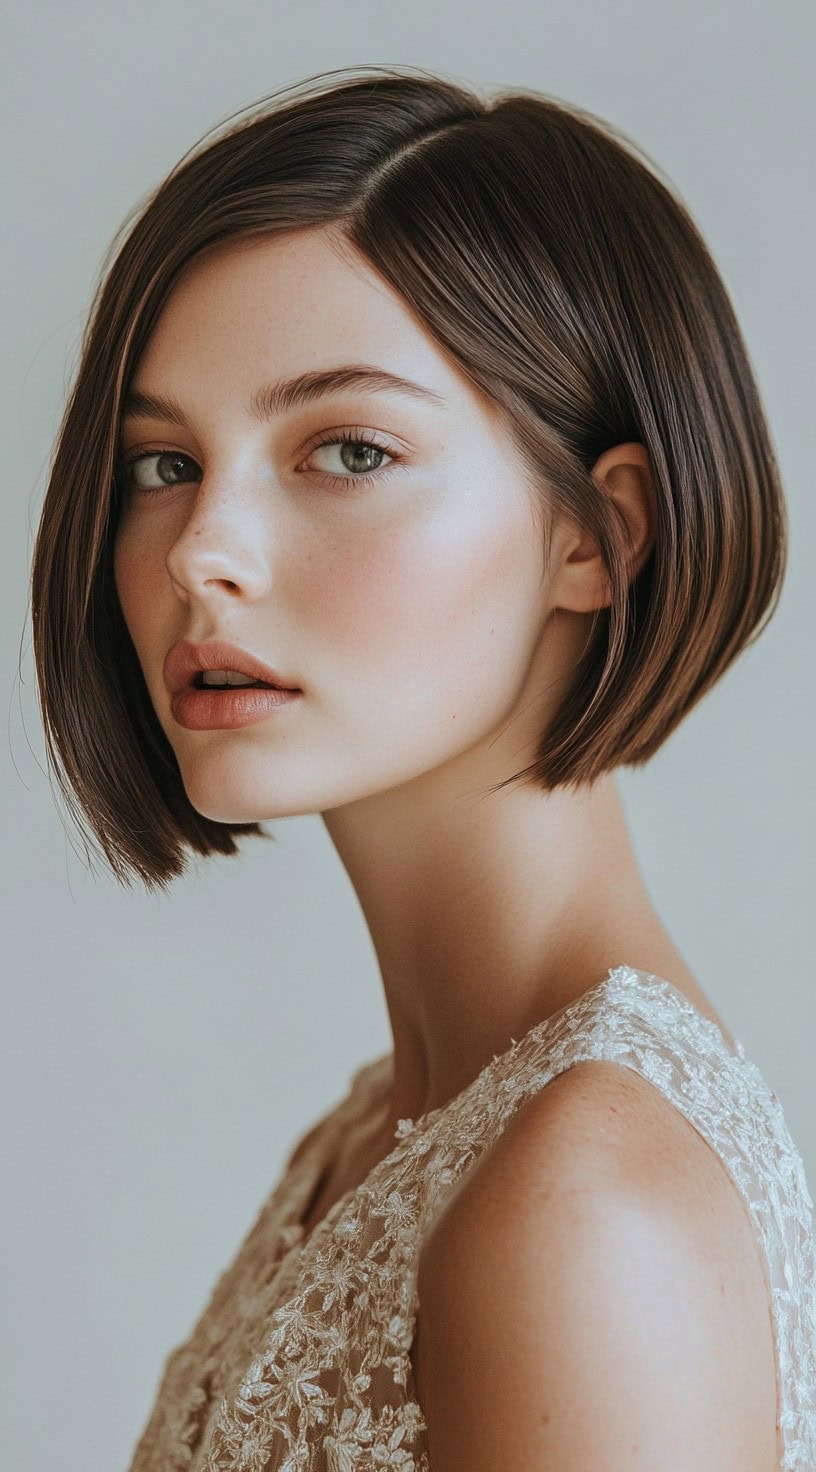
{"left": 164, "top": 640, "right": 300, "bottom": 696}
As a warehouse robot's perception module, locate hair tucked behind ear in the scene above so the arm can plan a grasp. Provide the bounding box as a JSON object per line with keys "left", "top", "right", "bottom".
{"left": 30, "top": 62, "right": 786, "bottom": 891}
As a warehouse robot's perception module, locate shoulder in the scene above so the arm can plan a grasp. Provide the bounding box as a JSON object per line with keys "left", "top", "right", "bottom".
{"left": 412, "top": 1060, "right": 777, "bottom": 1471}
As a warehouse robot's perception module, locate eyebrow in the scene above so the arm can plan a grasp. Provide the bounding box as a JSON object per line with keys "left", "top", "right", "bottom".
{"left": 121, "top": 364, "right": 448, "bottom": 427}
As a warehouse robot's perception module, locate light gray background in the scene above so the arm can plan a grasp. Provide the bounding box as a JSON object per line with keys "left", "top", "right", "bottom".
{"left": 2, "top": 3, "right": 814, "bottom": 1469}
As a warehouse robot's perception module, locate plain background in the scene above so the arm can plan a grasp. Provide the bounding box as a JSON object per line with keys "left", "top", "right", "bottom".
{"left": 2, "top": 2, "right": 814, "bottom": 1468}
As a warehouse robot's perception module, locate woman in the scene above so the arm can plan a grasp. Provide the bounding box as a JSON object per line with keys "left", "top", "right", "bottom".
{"left": 30, "top": 64, "right": 815, "bottom": 1470}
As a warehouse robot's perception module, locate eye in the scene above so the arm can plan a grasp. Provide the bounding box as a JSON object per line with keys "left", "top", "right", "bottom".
{"left": 114, "top": 431, "right": 405, "bottom": 498}
{"left": 116, "top": 450, "right": 201, "bottom": 494}
{"left": 300, "top": 430, "right": 402, "bottom": 488}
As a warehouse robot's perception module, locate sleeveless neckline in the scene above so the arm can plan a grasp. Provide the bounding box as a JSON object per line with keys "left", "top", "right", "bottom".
{"left": 127, "top": 958, "right": 816, "bottom": 1472}
{"left": 372, "top": 964, "right": 744, "bottom": 1142}
{"left": 289, "top": 963, "right": 745, "bottom": 1245}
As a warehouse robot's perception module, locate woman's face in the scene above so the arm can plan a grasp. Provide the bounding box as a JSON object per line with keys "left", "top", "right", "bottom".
{"left": 113, "top": 227, "right": 584, "bottom": 823}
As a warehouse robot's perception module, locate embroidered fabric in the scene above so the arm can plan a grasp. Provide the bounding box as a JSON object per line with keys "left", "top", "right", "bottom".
{"left": 126, "top": 965, "right": 816, "bottom": 1471}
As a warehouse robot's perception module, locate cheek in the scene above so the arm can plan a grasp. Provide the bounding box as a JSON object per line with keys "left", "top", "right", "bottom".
{"left": 112, "top": 520, "right": 167, "bottom": 652}
{"left": 300, "top": 497, "right": 543, "bottom": 711}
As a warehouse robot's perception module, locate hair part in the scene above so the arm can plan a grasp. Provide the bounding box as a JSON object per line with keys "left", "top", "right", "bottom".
{"left": 30, "top": 63, "right": 787, "bottom": 891}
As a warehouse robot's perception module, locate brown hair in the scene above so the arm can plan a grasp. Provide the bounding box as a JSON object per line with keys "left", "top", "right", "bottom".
{"left": 30, "top": 63, "right": 787, "bottom": 892}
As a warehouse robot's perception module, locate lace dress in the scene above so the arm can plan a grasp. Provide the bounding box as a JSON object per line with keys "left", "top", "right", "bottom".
{"left": 126, "top": 964, "right": 816, "bottom": 1471}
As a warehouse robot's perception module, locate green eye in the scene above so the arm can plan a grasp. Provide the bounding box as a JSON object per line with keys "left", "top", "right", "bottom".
{"left": 117, "top": 451, "right": 202, "bottom": 494}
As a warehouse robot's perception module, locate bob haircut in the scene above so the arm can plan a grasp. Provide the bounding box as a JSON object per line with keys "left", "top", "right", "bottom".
{"left": 30, "top": 64, "right": 786, "bottom": 893}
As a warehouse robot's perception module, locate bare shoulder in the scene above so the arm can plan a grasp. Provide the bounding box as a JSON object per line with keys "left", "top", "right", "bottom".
{"left": 411, "top": 1060, "right": 778, "bottom": 1472}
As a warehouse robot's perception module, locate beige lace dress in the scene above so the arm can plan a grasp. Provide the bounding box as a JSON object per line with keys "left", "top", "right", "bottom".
{"left": 126, "top": 964, "right": 816, "bottom": 1471}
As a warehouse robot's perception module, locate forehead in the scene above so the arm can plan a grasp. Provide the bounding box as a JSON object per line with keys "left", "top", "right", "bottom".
{"left": 138, "top": 232, "right": 438, "bottom": 388}
{"left": 134, "top": 228, "right": 474, "bottom": 409}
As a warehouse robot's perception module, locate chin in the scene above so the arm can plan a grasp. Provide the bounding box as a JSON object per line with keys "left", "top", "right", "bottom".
{"left": 175, "top": 765, "right": 265, "bottom": 825}
{"left": 185, "top": 795, "right": 262, "bottom": 825}
{"left": 180, "top": 771, "right": 321, "bottom": 825}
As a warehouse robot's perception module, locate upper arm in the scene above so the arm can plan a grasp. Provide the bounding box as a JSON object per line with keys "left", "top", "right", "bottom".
{"left": 411, "top": 1062, "right": 777, "bottom": 1472}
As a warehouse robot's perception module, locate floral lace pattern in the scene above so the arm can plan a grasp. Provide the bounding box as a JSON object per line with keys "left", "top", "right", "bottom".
{"left": 127, "top": 965, "right": 816, "bottom": 1470}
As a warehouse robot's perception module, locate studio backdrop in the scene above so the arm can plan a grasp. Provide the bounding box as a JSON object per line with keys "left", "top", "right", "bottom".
{"left": 2, "top": 3, "right": 814, "bottom": 1470}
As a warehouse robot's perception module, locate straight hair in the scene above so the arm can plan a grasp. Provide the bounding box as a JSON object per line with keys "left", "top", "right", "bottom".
{"left": 30, "top": 64, "right": 787, "bottom": 891}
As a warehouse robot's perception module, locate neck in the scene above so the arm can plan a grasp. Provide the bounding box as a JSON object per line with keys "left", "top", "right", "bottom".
{"left": 322, "top": 764, "right": 673, "bottom": 1141}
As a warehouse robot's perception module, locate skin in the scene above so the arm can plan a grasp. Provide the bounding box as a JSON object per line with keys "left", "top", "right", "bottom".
{"left": 114, "top": 226, "right": 779, "bottom": 1463}
{"left": 114, "top": 223, "right": 733, "bottom": 1182}
{"left": 410, "top": 1061, "right": 779, "bottom": 1470}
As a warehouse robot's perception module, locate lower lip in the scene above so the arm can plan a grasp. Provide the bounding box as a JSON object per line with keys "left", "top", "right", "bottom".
{"left": 171, "top": 686, "right": 302, "bottom": 730}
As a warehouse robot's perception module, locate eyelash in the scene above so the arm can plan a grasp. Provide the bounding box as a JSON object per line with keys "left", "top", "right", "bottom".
{"left": 115, "top": 429, "right": 403, "bottom": 495}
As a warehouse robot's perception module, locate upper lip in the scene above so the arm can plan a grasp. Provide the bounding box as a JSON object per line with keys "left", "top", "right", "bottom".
{"left": 164, "top": 640, "right": 300, "bottom": 694}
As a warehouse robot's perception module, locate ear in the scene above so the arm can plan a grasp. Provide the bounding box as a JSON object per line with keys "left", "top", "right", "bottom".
{"left": 551, "top": 442, "right": 657, "bottom": 614}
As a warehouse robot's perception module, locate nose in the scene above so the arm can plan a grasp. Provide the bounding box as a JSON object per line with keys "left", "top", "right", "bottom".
{"left": 165, "top": 475, "right": 273, "bottom": 604}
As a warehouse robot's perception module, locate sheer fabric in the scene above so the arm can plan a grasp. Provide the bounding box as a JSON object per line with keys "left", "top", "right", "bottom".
{"left": 127, "top": 965, "right": 816, "bottom": 1470}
